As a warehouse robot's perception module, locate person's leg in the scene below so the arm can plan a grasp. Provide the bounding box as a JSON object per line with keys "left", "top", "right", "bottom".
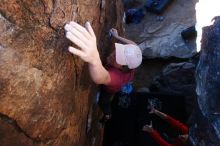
{"left": 99, "top": 87, "right": 114, "bottom": 119}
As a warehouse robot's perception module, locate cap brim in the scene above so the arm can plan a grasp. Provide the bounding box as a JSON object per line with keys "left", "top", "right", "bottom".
{"left": 115, "top": 43, "right": 127, "bottom": 65}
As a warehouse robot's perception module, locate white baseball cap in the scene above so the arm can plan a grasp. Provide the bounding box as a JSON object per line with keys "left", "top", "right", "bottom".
{"left": 115, "top": 43, "right": 142, "bottom": 69}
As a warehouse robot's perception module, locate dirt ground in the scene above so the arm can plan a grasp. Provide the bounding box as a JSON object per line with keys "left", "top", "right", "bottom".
{"left": 124, "top": 0, "right": 198, "bottom": 89}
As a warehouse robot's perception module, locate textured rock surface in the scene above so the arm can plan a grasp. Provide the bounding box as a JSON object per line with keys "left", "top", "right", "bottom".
{"left": 189, "top": 17, "right": 220, "bottom": 146}
{"left": 149, "top": 61, "right": 197, "bottom": 119}
{"left": 0, "top": 0, "right": 124, "bottom": 146}
{"left": 150, "top": 62, "right": 197, "bottom": 95}
{"left": 125, "top": 0, "right": 198, "bottom": 59}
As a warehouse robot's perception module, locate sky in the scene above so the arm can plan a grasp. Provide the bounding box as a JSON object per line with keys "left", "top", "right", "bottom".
{"left": 196, "top": 0, "right": 220, "bottom": 51}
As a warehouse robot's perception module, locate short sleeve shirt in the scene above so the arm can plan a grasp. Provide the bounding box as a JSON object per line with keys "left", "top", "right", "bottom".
{"left": 104, "top": 67, "right": 135, "bottom": 93}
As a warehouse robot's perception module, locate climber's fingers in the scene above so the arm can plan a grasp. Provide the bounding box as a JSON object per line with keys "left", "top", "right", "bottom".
{"left": 69, "top": 21, "right": 91, "bottom": 39}
{"left": 68, "top": 46, "right": 85, "bottom": 58}
{"left": 85, "top": 21, "right": 96, "bottom": 38}
{"left": 64, "top": 24, "right": 88, "bottom": 44}
{"left": 65, "top": 31, "right": 88, "bottom": 51}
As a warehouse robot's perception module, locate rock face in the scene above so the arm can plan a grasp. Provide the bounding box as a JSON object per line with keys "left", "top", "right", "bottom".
{"left": 150, "top": 61, "right": 198, "bottom": 118}
{"left": 125, "top": 0, "right": 198, "bottom": 59}
{"left": 150, "top": 62, "right": 197, "bottom": 95}
{"left": 0, "top": 0, "right": 124, "bottom": 146}
{"left": 189, "top": 17, "right": 220, "bottom": 146}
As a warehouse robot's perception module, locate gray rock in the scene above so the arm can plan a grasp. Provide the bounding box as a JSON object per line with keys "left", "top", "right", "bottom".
{"left": 150, "top": 61, "right": 197, "bottom": 117}
{"left": 139, "top": 23, "right": 197, "bottom": 59}
{"left": 135, "top": 0, "right": 198, "bottom": 59}
{"left": 189, "top": 16, "right": 220, "bottom": 146}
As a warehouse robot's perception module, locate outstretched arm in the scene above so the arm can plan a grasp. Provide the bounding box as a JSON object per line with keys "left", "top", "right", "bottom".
{"left": 64, "top": 21, "right": 111, "bottom": 85}
{"left": 110, "top": 28, "right": 137, "bottom": 45}
{"left": 150, "top": 108, "right": 168, "bottom": 120}
{"left": 150, "top": 108, "right": 188, "bottom": 134}
{"left": 142, "top": 124, "right": 173, "bottom": 146}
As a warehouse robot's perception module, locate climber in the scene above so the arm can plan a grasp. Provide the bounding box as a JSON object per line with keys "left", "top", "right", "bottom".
{"left": 142, "top": 107, "right": 189, "bottom": 146}
{"left": 64, "top": 21, "right": 142, "bottom": 120}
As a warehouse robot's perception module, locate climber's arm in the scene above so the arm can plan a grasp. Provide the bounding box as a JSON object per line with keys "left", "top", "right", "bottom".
{"left": 150, "top": 109, "right": 188, "bottom": 134}
{"left": 64, "top": 21, "right": 111, "bottom": 85}
{"left": 110, "top": 28, "right": 137, "bottom": 45}
{"left": 150, "top": 108, "right": 168, "bottom": 120}
{"left": 142, "top": 125, "right": 173, "bottom": 146}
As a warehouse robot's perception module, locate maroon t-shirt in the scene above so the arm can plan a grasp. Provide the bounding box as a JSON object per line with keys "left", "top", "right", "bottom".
{"left": 104, "top": 67, "right": 134, "bottom": 93}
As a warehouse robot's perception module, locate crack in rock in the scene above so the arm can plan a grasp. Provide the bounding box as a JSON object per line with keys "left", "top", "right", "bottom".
{"left": 0, "top": 112, "right": 42, "bottom": 144}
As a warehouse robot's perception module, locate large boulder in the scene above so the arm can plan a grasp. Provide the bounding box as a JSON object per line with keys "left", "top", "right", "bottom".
{"left": 150, "top": 62, "right": 197, "bottom": 96}
{"left": 189, "top": 16, "right": 220, "bottom": 146}
{"left": 150, "top": 61, "right": 197, "bottom": 118}
{"left": 0, "top": 0, "right": 124, "bottom": 146}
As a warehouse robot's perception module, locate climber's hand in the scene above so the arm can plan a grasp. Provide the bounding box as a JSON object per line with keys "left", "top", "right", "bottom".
{"left": 149, "top": 106, "right": 157, "bottom": 114}
{"left": 110, "top": 28, "right": 119, "bottom": 38}
{"left": 142, "top": 123, "right": 153, "bottom": 133}
{"left": 64, "top": 21, "right": 101, "bottom": 65}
